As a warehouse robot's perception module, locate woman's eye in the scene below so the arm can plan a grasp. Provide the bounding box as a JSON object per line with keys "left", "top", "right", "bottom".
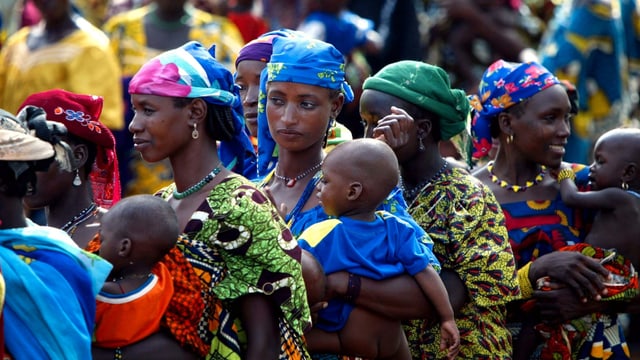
{"left": 269, "top": 97, "right": 284, "bottom": 106}
{"left": 301, "top": 101, "right": 316, "bottom": 109}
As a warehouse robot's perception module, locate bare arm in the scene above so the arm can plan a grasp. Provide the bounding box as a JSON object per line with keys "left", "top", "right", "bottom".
{"left": 236, "top": 293, "right": 280, "bottom": 360}
{"left": 414, "top": 266, "right": 455, "bottom": 322}
{"left": 326, "top": 269, "right": 468, "bottom": 320}
{"left": 560, "top": 177, "right": 627, "bottom": 210}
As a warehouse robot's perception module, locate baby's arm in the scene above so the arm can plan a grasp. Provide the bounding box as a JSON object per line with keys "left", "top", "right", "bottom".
{"left": 557, "top": 165, "right": 622, "bottom": 210}
{"left": 414, "top": 266, "right": 460, "bottom": 359}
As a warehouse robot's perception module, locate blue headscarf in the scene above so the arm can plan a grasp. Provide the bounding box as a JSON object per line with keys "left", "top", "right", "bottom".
{"left": 256, "top": 36, "right": 354, "bottom": 177}
{"left": 129, "top": 41, "right": 257, "bottom": 179}
{"left": 469, "top": 60, "right": 560, "bottom": 161}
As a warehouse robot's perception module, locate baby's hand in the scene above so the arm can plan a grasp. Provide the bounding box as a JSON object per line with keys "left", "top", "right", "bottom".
{"left": 440, "top": 319, "right": 460, "bottom": 359}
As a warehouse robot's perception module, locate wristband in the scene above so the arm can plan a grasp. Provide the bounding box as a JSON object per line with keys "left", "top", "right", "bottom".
{"left": 518, "top": 262, "right": 534, "bottom": 299}
{"left": 344, "top": 273, "right": 361, "bottom": 303}
{"left": 556, "top": 168, "right": 576, "bottom": 183}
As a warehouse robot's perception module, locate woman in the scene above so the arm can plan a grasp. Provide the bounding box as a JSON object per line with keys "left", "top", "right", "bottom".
{"left": 469, "top": 59, "right": 619, "bottom": 358}
{"left": 103, "top": 0, "right": 245, "bottom": 195}
{"left": 0, "top": 0, "right": 123, "bottom": 131}
{"left": 0, "top": 106, "right": 111, "bottom": 359}
{"left": 260, "top": 36, "right": 371, "bottom": 236}
{"left": 21, "top": 89, "right": 121, "bottom": 248}
{"left": 354, "top": 60, "right": 520, "bottom": 358}
{"left": 111, "top": 41, "right": 310, "bottom": 360}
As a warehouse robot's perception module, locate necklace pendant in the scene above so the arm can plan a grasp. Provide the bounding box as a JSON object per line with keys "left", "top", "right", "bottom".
{"left": 286, "top": 179, "right": 296, "bottom": 187}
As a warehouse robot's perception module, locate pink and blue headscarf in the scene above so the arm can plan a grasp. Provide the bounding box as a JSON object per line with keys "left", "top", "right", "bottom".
{"left": 469, "top": 60, "right": 560, "bottom": 160}
{"left": 129, "top": 41, "right": 257, "bottom": 178}
{"left": 256, "top": 36, "right": 354, "bottom": 177}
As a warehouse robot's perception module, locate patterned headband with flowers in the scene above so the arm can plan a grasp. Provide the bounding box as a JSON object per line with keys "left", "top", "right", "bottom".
{"left": 469, "top": 60, "right": 560, "bottom": 161}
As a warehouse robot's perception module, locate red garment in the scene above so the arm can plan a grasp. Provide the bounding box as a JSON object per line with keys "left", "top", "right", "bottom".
{"left": 94, "top": 262, "right": 173, "bottom": 348}
{"left": 227, "top": 11, "right": 269, "bottom": 43}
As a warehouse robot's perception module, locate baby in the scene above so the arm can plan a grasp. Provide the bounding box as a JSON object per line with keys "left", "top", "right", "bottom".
{"left": 298, "top": 138, "right": 460, "bottom": 359}
{"left": 93, "top": 194, "right": 179, "bottom": 349}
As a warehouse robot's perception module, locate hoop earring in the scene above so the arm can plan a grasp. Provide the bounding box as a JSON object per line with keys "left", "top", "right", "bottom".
{"left": 622, "top": 181, "right": 629, "bottom": 190}
{"left": 192, "top": 123, "right": 199, "bottom": 139}
{"left": 73, "top": 169, "right": 82, "bottom": 187}
{"left": 506, "top": 134, "right": 514, "bottom": 144}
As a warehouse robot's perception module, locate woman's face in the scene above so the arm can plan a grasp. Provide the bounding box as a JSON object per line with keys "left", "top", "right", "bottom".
{"left": 359, "top": 89, "right": 419, "bottom": 163}
{"left": 23, "top": 161, "right": 73, "bottom": 210}
{"left": 266, "top": 82, "right": 340, "bottom": 152}
{"left": 508, "top": 84, "right": 571, "bottom": 168}
{"left": 129, "top": 94, "right": 191, "bottom": 163}
{"left": 235, "top": 60, "right": 266, "bottom": 137}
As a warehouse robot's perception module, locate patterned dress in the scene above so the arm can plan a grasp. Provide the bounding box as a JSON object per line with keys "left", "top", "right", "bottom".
{"left": 158, "top": 175, "right": 312, "bottom": 360}
{"left": 404, "top": 167, "right": 520, "bottom": 359}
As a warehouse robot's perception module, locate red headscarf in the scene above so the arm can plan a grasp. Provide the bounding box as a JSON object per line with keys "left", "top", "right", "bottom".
{"left": 19, "top": 89, "right": 121, "bottom": 208}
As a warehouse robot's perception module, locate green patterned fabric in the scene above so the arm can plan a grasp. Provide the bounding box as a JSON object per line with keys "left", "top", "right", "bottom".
{"left": 160, "top": 175, "right": 311, "bottom": 359}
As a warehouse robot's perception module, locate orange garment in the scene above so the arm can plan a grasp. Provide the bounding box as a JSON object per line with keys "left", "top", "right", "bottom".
{"left": 94, "top": 262, "right": 174, "bottom": 348}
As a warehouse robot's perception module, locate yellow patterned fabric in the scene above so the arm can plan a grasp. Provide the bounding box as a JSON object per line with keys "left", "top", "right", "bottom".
{"left": 0, "top": 19, "right": 124, "bottom": 130}
{"left": 404, "top": 167, "right": 520, "bottom": 359}
{"left": 103, "top": 5, "right": 243, "bottom": 77}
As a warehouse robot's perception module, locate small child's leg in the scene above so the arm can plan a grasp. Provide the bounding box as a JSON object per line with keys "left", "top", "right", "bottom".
{"left": 339, "top": 307, "right": 411, "bottom": 360}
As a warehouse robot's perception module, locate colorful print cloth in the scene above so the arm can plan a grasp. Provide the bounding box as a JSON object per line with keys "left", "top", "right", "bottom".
{"left": 404, "top": 167, "right": 520, "bottom": 359}
{"left": 536, "top": 244, "right": 637, "bottom": 360}
{"left": 1, "top": 226, "right": 111, "bottom": 360}
{"left": 159, "top": 175, "right": 312, "bottom": 359}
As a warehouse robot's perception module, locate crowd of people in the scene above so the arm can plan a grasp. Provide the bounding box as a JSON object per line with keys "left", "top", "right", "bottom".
{"left": 1, "top": 0, "right": 640, "bottom": 359}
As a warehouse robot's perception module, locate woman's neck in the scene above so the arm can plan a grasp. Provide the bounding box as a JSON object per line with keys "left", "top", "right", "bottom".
{"left": 492, "top": 150, "right": 545, "bottom": 185}
{"left": 47, "top": 186, "right": 95, "bottom": 228}
{"left": 400, "top": 145, "right": 445, "bottom": 188}
{"left": 275, "top": 147, "right": 325, "bottom": 178}
{"left": 0, "top": 196, "right": 28, "bottom": 229}
{"left": 170, "top": 141, "right": 222, "bottom": 191}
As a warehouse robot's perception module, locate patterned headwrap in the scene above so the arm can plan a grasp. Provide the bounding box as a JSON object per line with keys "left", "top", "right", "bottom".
{"left": 235, "top": 29, "right": 305, "bottom": 68}
{"left": 19, "top": 89, "right": 121, "bottom": 209}
{"left": 469, "top": 60, "right": 560, "bottom": 161}
{"left": 256, "top": 36, "right": 354, "bottom": 177}
{"left": 129, "top": 41, "right": 257, "bottom": 179}
{"left": 362, "top": 60, "right": 470, "bottom": 141}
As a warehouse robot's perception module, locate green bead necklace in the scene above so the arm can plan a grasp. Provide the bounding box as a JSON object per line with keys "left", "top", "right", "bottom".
{"left": 173, "top": 165, "right": 222, "bottom": 199}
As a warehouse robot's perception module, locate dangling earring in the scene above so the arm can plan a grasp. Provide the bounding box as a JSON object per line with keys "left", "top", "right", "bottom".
{"left": 506, "top": 134, "right": 514, "bottom": 144}
{"left": 418, "top": 134, "right": 425, "bottom": 152}
{"left": 191, "top": 123, "right": 199, "bottom": 139}
{"left": 73, "top": 169, "right": 82, "bottom": 187}
{"left": 622, "top": 181, "right": 629, "bottom": 190}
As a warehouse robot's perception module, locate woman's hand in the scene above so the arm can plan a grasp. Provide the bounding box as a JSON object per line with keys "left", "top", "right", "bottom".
{"left": 372, "top": 106, "right": 414, "bottom": 149}
{"left": 529, "top": 251, "right": 610, "bottom": 301}
{"left": 533, "top": 286, "right": 602, "bottom": 324}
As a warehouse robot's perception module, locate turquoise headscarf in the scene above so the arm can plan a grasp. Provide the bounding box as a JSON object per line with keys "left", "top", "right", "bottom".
{"left": 257, "top": 37, "right": 354, "bottom": 177}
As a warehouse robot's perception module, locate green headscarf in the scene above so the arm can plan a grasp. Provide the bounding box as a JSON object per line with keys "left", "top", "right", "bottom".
{"left": 362, "top": 60, "right": 470, "bottom": 141}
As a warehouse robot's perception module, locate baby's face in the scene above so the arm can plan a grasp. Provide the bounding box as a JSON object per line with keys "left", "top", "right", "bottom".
{"left": 316, "top": 159, "right": 352, "bottom": 217}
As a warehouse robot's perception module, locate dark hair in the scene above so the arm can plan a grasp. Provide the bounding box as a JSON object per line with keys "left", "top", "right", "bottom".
{"left": 173, "top": 98, "right": 235, "bottom": 142}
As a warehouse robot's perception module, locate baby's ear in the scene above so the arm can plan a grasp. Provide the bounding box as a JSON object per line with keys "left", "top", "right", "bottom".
{"left": 347, "top": 182, "right": 362, "bottom": 201}
{"left": 118, "top": 238, "right": 132, "bottom": 257}
{"left": 623, "top": 162, "right": 638, "bottom": 182}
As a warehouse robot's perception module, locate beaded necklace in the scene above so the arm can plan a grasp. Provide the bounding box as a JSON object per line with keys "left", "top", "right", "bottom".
{"left": 173, "top": 164, "right": 222, "bottom": 199}
{"left": 487, "top": 161, "right": 547, "bottom": 193}
{"left": 61, "top": 202, "right": 98, "bottom": 236}
{"left": 274, "top": 161, "right": 323, "bottom": 188}
{"left": 402, "top": 160, "right": 448, "bottom": 203}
